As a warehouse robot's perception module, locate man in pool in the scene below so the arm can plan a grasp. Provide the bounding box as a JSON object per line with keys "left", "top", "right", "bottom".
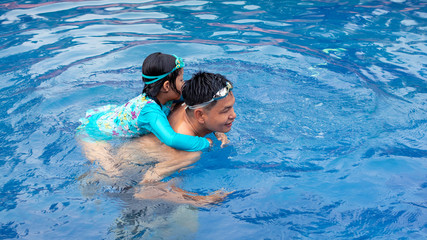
{"left": 134, "top": 71, "right": 236, "bottom": 183}
{"left": 84, "top": 71, "right": 236, "bottom": 205}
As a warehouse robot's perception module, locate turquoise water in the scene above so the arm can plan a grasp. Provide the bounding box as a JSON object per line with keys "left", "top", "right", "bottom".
{"left": 1, "top": 0, "right": 426, "bottom": 239}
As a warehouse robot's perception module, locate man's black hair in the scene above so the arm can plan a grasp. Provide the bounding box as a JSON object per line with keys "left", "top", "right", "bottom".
{"left": 142, "top": 52, "right": 181, "bottom": 105}
{"left": 182, "top": 71, "right": 230, "bottom": 110}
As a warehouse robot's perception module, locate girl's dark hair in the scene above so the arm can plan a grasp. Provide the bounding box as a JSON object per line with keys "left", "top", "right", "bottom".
{"left": 142, "top": 52, "right": 181, "bottom": 105}
{"left": 182, "top": 71, "right": 230, "bottom": 110}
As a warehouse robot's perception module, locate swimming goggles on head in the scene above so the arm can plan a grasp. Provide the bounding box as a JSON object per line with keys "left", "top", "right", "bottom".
{"left": 142, "top": 54, "right": 185, "bottom": 85}
{"left": 187, "top": 81, "right": 233, "bottom": 110}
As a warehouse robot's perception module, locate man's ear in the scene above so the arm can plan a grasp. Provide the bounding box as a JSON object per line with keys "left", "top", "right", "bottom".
{"left": 161, "top": 80, "right": 170, "bottom": 92}
{"left": 194, "top": 109, "right": 206, "bottom": 124}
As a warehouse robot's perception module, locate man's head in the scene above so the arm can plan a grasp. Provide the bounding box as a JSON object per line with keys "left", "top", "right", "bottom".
{"left": 182, "top": 71, "right": 236, "bottom": 133}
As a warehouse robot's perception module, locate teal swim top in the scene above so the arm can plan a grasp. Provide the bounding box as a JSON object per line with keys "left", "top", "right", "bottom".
{"left": 77, "top": 93, "right": 210, "bottom": 152}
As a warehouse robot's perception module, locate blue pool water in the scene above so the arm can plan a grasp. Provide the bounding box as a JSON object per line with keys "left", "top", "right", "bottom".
{"left": 1, "top": 0, "right": 426, "bottom": 239}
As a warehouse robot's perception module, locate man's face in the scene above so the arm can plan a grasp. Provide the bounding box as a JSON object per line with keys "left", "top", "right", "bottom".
{"left": 202, "top": 91, "right": 236, "bottom": 133}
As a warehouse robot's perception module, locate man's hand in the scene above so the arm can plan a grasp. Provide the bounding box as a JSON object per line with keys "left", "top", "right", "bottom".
{"left": 214, "top": 132, "right": 230, "bottom": 148}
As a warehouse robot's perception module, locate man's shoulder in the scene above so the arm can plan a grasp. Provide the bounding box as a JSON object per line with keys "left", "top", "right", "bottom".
{"left": 168, "top": 103, "right": 185, "bottom": 121}
{"left": 168, "top": 103, "right": 194, "bottom": 135}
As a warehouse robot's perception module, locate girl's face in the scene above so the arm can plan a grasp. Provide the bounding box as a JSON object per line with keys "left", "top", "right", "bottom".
{"left": 172, "top": 69, "right": 184, "bottom": 100}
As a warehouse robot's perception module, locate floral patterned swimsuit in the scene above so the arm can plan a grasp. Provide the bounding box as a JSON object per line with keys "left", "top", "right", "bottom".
{"left": 77, "top": 93, "right": 209, "bottom": 152}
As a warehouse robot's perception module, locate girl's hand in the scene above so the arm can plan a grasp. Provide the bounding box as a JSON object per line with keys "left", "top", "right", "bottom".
{"left": 214, "top": 132, "right": 229, "bottom": 148}
{"left": 207, "top": 138, "right": 213, "bottom": 147}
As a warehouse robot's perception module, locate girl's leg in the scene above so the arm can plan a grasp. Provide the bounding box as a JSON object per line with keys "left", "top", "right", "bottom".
{"left": 79, "top": 140, "right": 121, "bottom": 176}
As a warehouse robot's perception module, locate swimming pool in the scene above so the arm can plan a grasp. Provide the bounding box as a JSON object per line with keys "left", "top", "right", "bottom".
{"left": 1, "top": 0, "right": 426, "bottom": 239}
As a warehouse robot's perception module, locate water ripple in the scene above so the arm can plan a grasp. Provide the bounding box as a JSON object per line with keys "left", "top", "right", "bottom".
{"left": 0, "top": 0, "right": 426, "bottom": 239}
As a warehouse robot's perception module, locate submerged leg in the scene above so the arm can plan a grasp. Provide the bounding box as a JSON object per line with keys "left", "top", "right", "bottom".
{"left": 134, "top": 181, "right": 233, "bottom": 207}
{"left": 141, "top": 151, "right": 201, "bottom": 183}
{"left": 79, "top": 140, "right": 121, "bottom": 177}
{"left": 116, "top": 134, "right": 202, "bottom": 183}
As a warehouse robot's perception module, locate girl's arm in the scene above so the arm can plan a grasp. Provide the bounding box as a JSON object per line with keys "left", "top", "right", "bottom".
{"left": 139, "top": 104, "right": 211, "bottom": 152}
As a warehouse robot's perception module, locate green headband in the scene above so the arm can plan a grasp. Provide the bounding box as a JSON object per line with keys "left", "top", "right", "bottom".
{"left": 142, "top": 54, "right": 185, "bottom": 85}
